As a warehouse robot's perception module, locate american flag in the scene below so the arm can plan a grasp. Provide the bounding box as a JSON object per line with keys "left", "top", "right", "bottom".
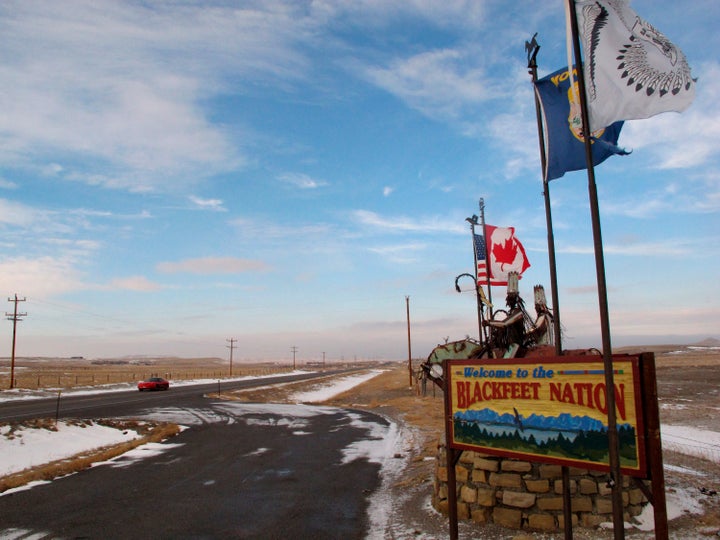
{"left": 474, "top": 233, "right": 503, "bottom": 287}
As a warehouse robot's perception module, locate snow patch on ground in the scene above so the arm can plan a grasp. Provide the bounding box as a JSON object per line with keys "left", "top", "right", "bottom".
{"left": 0, "top": 422, "right": 140, "bottom": 477}
{"left": 598, "top": 485, "right": 708, "bottom": 533}
{"left": 665, "top": 463, "right": 707, "bottom": 477}
{"left": 662, "top": 424, "right": 720, "bottom": 463}
{"left": 366, "top": 429, "right": 419, "bottom": 539}
{"left": 242, "top": 448, "right": 270, "bottom": 457}
{"left": 140, "top": 406, "right": 231, "bottom": 426}
{"left": 289, "top": 370, "right": 386, "bottom": 403}
{"left": 342, "top": 411, "right": 401, "bottom": 466}
{"left": 95, "top": 442, "right": 185, "bottom": 469}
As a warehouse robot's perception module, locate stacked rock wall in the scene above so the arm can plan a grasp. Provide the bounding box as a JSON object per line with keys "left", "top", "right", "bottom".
{"left": 433, "top": 441, "right": 648, "bottom": 531}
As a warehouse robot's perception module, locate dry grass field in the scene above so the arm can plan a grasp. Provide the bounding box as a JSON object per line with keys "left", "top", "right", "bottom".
{"left": 0, "top": 356, "right": 295, "bottom": 390}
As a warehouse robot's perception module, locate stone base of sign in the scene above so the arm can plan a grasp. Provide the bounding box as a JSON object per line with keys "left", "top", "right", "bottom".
{"left": 433, "top": 440, "right": 648, "bottom": 531}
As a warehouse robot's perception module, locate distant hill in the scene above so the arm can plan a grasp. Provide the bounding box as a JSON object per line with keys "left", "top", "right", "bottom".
{"left": 693, "top": 337, "right": 720, "bottom": 347}
{"left": 612, "top": 338, "right": 720, "bottom": 355}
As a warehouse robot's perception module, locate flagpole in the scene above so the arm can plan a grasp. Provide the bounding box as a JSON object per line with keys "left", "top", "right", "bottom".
{"left": 527, "top": 35, "right": 563, "bottom": 356}
{"left": 528, "top": 35, "right": 573, "bottom": 540}
{"left": 478, "top": 198, "right": 493, "bottom": 317}
{"left": 464, "top": 216, "right": 485, "bottom": 346}
{"left": 566, "top": 1, "right": 625, "bottom": 538}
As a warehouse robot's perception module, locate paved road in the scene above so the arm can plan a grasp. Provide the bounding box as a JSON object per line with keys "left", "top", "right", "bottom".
{"left": 0, "top": 372, "right": 396, "bottom": 539}
{"left": 0, "top": 370, "right": 352, "bottom": 422}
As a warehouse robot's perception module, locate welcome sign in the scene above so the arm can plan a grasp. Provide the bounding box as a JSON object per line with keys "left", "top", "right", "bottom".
{"left": 447, "top": 355, "right": 646, "bottom": 476}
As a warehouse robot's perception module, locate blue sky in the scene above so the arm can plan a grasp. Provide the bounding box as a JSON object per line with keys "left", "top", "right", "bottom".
{"left": 0, "top": 0, "right": 717, "bottom": 362}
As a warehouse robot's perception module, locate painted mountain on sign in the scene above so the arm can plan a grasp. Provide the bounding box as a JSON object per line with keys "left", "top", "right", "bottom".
{"left": 453, "top": 407, "right": 638, "bottom": 468}
{"left": 454, "top": 408, "right": 633, "bottom": 433}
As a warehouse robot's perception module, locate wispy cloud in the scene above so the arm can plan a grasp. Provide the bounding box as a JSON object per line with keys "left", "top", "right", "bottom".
{"left": 309, "top": 1, "right": 488, "bottom": 29}
{"left": 0, "top": 198, "right": 41, "bottom": 227}
{"left": 108, "top": 276, "right": 163, "bottom": 292}
{"left": 366, "top": 242, "right": 426, "bottom": 263}
{"left": 351, "top": 209, "right": 464, "bottom": 234}
{"left": 623, "top": 60, "right": 720, "bottom": 170}
{"left": 560, "top": 241, "right": 689, "bottom": 256}
{"left": 0, "top": 177, "right": 17, "bottom": 189}
{"left": 189, "top": 195, "right": 226, "bottom": 212}
{"left": 0, "top": 256, "right": 86, "bottom": 297}
{"left": 602, "top": 178, "right": 720, "bottom": 218}
{"left": 363, "top": 48, "right": 497, "bottom": 122}
{"left": 156, "top": 256, "right": 272, "bottom": 274}
{"left": 0, "top": 1, "right": 317, "bottom": 193}
{"left": 277, "top": 172, "right": 328, "bottom": 189}
{"left": 230, "top": 217, "right": 336, "bottom": 241}
{"left": 0, "top": 199, "right": 108, "bottom": 260}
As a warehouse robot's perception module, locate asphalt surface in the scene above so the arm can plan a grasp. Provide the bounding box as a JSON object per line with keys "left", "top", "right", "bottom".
{"left": 0, "top": 371, "right": 391, "bottom": 539}
{"left": 0, "top": 370, "right": 350, "bottom": 422}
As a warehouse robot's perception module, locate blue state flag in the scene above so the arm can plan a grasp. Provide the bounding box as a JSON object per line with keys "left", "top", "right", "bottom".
{"left": 534, "top": 65, "right": 629, "bottom": 181}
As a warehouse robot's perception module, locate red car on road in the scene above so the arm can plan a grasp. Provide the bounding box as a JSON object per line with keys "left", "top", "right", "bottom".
{"left": 137, "top": 377, "right": 170, "bottom": 391}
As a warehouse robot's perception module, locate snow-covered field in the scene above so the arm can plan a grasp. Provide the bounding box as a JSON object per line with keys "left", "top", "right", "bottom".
{"left": 0, "top": 421, "right": 140, "bottom": 477}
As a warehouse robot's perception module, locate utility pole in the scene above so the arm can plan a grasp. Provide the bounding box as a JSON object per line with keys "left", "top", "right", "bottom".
{"left": 322, "top": 351, "right": 326, "bottom": 369}
{"left": 226, "top": 338, "right": 237, "bottom": 377}
{"left": 406, "top": 295, "right": 412, "bottom": 387}
{"left": 6, "top": 294, "right": 27, "bottom": 390}
{"left": 290, "top": 346, "right": 298, "bottom": 370}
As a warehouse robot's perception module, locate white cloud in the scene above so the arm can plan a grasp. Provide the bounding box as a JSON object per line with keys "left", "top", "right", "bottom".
{"left": 559, "top": 241, "right": 689, "bottom": 256}
{"left": 601, "top": 176, "right": 720, "bottom": 218}
{"left": 156, "top": 257, "right": 272, "bottom": 274}
{"left": 189, "top": 195, "right": 226, "bottom": 212}
{"left": 108, "top": 276, "right": 163, "bottom": 292}
{"left": 0, "top": 199, "right": 108, "bottom": 260}
{"left": 382, "top": 186, "right": 394, "bottom": 197}
{"left": 623, "top": 61, "right": 720, "bottom": 170}
{"left": 0, "top": 0, "right": 319, "bottom": 192}
{"left": 351, "top": 209, "right": 464, "bottom": 234}
{"left": 487, "top": 108, "right": 540, "bottom": 180}
{"left": 363, "top": 48, "right": 497, "bottom": 122}
{"left": 277, "top": 172, "right": 328, "bottom": 189}
{"left": 0, "top": 198, "right": 41, "bottom": 227}
{"left": 309, "top": 0, "right": 487, "bottom": 28}
{"left": 230, "top": 217, "right": 335, "bottom": 241}
{"left": 0, "top": 177, "right": 17, "bottom": 189}
{"left": 0, "top": 256, "right": 86, "bottom": 297}
{"left": 366, "top": 242, "right": 426, "bottom": 264}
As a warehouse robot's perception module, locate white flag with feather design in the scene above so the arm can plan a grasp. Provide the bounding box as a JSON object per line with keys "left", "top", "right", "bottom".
{"left": 574, "top": 0, "right": 695, "bottom": 131}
